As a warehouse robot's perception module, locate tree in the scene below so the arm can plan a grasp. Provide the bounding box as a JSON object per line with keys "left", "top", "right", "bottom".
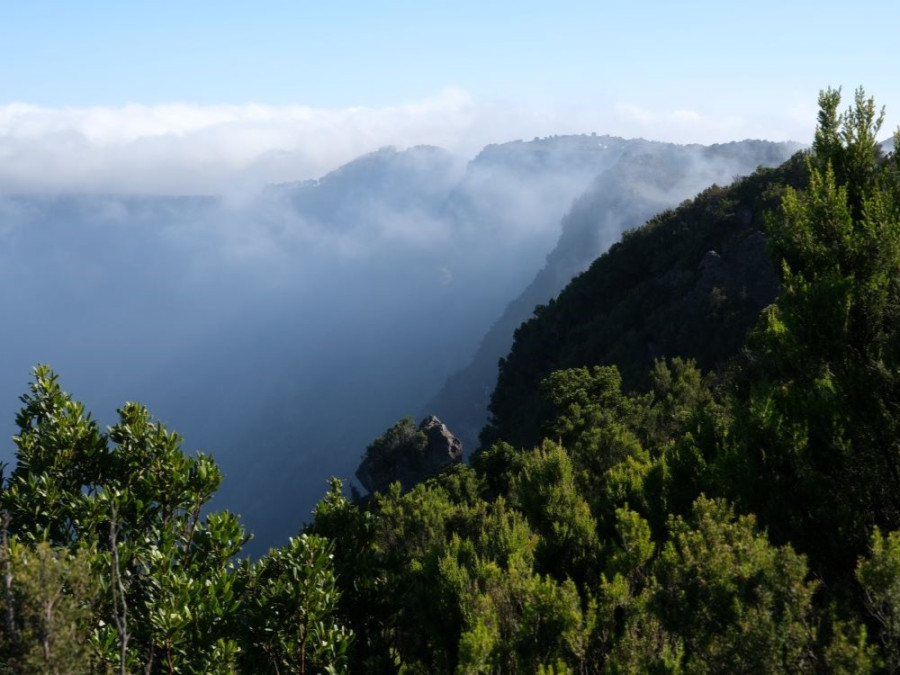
{"left": 237, "top": 534, "right": 352, "bottom": 674}
{"left": 509, "top": 441, "right": 599, "bottom": 584}
{"left": 812, "top": 86, "right": 886, "bottom": 219}
{"left": 1, "top": 367, "right": 247, "bottom": 671}
{"left": 652, "top": 498, "right": 817, "bottom": 672}
{"left": 0, "top": 539, "right": 99, "bottom": 674}
{"left": 727, "top": 87, "right": 900, "bottom": 578}
{"left": 0, "top": 367, "right": 354, "bottom": 674}
{"left": 538, "top": 366, "right": 649, "bottom": 542}
{"left": 857, "top": 528, "right": 900, "bottom": 673}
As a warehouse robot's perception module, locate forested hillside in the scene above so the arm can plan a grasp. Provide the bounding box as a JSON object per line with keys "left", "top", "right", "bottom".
{"left": 2, "top": 88, "right": 900, "bottom": 673}
{"left": 425, "top": 140, "right": 800, "bottom": 448}
{"left": 481, "top": 151, "right": 809, "bottom": 449}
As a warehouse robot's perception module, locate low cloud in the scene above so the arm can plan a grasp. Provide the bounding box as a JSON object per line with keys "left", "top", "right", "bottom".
{"left": 0, "top": 90, "right": 818, "bottom": 196}
{"left": 607, "top": 104, "right": 802, "bottom": 145}
{"left": 0, "top": 89, "right": 480, "bottom": 194}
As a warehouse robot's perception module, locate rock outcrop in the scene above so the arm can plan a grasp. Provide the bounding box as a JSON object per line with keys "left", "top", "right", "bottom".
{"left": 355, "top": 415, "right": 463, "bottom": 496}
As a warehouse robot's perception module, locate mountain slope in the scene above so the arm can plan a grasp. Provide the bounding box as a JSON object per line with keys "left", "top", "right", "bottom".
{"left": 481, "top": 151, "right": 809, "bottom": 449}
{"left": 425, "top": 140, "right": 802, "bottom": 448}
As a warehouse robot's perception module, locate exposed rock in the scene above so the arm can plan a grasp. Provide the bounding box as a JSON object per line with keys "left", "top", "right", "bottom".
{"left": 419, "top": 415, "right": 464, "bottom": 462}
{"left": 697, "top": 249, "right": 726, "bottom": 293}
{"left": 355, "top": 415, "right": 463, "bottom": 496}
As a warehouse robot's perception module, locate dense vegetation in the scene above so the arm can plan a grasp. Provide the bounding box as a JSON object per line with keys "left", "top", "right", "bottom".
{"left": 482, "top": 148, "right": 809, "bottom": 450}
{"left": 2, "top": 87, "right": 900, "bottom": 673}
{"left": 0, "top": 367, "right": 352, "bottom": 673}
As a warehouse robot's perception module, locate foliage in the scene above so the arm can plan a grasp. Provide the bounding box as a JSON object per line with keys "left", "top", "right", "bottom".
{"left": 0, "top": 538, "right": 98, "bottom": 674}
{"left": 586, "top": 498, "right": 821, "bottom": 673}
{"left": 857, "top": 528, "right": 900, "bottom": 672}
{"left": 652, "top": 497, "right": 817, "bottom": 672}
{"left": 0, "top": 366, "right": 351, "bottom": 674}
{"left": 363, "top": 416, "right": 427, "bottom": 466}
{"left": 726, "top": 87, "right": 900, "bottom": 579}
{"left": 236, "top": 534, "right": 352, "bottom": 674}
{"left": 509, "top": 440, "right": 599, "bottom": 583}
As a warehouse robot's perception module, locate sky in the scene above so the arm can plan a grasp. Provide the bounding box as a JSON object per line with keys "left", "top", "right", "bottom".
{"left": 0, "top": 0, "right": 897, "bottom": 193}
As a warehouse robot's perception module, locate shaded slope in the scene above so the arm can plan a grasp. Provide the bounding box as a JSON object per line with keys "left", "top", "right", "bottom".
{"left": 482, "top": 153, "right": 809, "bottom": 450}
{"left": 426, "top": 141, "right": 801, "bottom": 447}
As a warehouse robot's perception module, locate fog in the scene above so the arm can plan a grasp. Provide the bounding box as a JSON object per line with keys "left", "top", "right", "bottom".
{"left": 0, "top": 132, "right": 646, "bottom": 552}
{"left": 0, "top": 90, "right": 819, "bottom": 196}
{"left": 0, "top": 88, "right": 808, "bottom": 551}
{"left": 425, "top": 138, "right": 804, "bottom": 448}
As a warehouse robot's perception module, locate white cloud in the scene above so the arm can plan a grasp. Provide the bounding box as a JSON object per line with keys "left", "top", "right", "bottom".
{"left": 0, "top": 90, "right": 814, "bottom": 195}
{"left": 0, "top": 89, "right": 483, "bottom": 194}
{"left": 605, "top": 103, "right": 810, "bottom": 144}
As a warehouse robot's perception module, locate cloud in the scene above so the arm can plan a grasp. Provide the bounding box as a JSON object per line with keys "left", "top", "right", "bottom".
{"left": 0, "top": 89, "right": 482, "bottom": 194}
{"left": 606, "top": 103, "right": 808, "bottom": 144}
{"left": 0, "top": 90, "right": 815, "bottom": 195}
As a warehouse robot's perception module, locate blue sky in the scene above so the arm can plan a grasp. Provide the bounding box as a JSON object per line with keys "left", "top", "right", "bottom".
{"left": 0, "top": 1, "right": 897, "bottom": 192}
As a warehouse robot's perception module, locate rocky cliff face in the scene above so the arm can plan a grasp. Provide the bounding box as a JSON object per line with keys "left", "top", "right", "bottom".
{"left": 355, "top": 415, "right": 463, "bottom": 496}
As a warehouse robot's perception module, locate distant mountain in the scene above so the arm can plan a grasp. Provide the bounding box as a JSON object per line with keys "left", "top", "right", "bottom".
{"left": 269, "top": 145, "right": 466, "bottom": 230}
{"left": 424, "top": 140, "right": 803, "bottom": 449}
{"left": 441, "top": 135, "right": 630, "bottom": 240}
{"left": 0, "top": 135, "right": 671, "bottom": 550}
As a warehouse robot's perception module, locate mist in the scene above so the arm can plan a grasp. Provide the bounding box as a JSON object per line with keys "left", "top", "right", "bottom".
{"left": 425, "top": 138, "right": 804, "bottom": 449}
{"left": 0, "top": 131, "right": 647, "bottom": 552}
{"left": 0, "top": 80, "right": 808, "bottom": 550}
{"left": 0, "top": 89, "right": 819, "bottom": 196}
